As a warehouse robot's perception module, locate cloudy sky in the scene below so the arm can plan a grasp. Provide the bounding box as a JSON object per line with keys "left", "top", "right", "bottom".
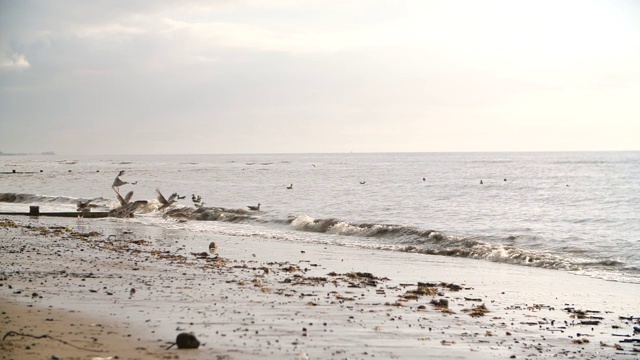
{"left": 1, "top": 0, "right": 639, "bottom": 155}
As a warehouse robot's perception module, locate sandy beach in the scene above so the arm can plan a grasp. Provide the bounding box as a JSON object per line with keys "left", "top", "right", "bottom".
{"left": 1, "top": 216, "right": 639, "bottom": 359}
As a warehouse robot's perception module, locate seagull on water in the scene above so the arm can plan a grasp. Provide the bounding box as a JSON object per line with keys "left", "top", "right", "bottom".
{"left": 247, "top": 203, "right": 261, "bottom": 211}
{"left": 156, "top": 188, "right": 178, "bottom": 211}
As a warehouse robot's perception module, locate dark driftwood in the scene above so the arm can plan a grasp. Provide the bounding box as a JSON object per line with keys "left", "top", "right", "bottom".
{"left": 0, "top": 204, "right": 146, "bottom": 219}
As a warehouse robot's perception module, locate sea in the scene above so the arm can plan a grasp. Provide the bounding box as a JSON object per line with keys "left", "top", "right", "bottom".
{"left": 1, "top": 152, "right": 639, "bottom": 284}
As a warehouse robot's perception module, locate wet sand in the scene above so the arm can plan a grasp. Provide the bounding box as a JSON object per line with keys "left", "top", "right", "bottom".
{"left": 1, "top": 216, "right": 639, "bottom": 359}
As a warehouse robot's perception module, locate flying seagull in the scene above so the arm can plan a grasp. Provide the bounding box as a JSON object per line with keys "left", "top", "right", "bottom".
{"left": 112, "top": 170, "right": 128, "bottom": 191}
{"left": 76, "top": 199, "right": 98, "bottom": 212}
{"left": 115, "top": 189, "right": 134, "bottom": 206}
{"left": 156, "top": 188, "right": 178, "bottom": 211}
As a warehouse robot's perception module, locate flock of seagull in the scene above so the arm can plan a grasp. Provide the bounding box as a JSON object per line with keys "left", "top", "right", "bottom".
{"left": 77, "top": 170, "right": 262, "bottom": 214}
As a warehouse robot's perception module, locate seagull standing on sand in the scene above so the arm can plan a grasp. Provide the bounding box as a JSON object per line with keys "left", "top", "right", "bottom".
{"left": 247, "top": 203, "right": 261, "bottom": 211}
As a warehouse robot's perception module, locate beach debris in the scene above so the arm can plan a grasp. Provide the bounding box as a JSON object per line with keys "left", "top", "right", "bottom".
{"left": 0, "top": 219, "right": 18, "bottom": 228}
{"left": 2, "top": 331, "right": 103, "bottom": 352}
{"left": 166, "top": 332, "right": 200, "bottom": 349}
{"left": 430, "top": 299, "right": 454, "bottom": 314}
{"left": 579, "top": 320, "right": 601, "bottom": 326}
{"left": 405, "top": 284, "right": 438, "bottom": 297}
{"left": 463, "top": 304, "right": 490, "bottom": 317}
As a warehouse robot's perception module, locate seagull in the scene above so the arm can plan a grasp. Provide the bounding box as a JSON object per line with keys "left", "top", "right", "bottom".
{"left": 247, "top": 203, "right": 261, "bottom": 211}
{"left": 194, "top": 202, "right": 208, "bottom": 213}
{"left": 112, "top": 170, "right": 128, "bottom": 191}
{"left": 115, "top": 189, "right": 134, "bottom": 206}
{"left": 192, "top": 194, "right": 202, "bottom": 204}
{"left": 209, "top": 241, "right": 218, "bottom": 253}
{"left": 76, "top": 199, "right": 98, "bottom": 212}
{"left": 177, "top": 194, "right": 186, "bottom": 200}
{"left": 359, "top": 181, "right": 366, "bottom": 185}
{"left": 286, "top": 184, "right": 293, "bottom": 190}
{"left": 156, "top": 188, "right": 178, "bottom": 211}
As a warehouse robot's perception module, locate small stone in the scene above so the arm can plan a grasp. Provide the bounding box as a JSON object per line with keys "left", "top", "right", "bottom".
{"left": 176, "top": 332, "right": 200, "bottom": 349}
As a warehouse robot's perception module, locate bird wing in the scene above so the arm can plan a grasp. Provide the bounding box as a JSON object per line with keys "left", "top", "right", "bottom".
{"left": 167, "top": 193, "right": 178, "bottom": 203}
{"left": 124, "top": 191, "right": 134, "bottom": 204}
{"left": 156, "top": 188, "right": 168, "bottom": 205}
{"left": 114, "top": 189, "right": 127, "bottom": 206}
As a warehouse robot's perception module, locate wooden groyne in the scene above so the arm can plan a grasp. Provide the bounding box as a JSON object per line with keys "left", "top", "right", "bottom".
{"left": 0, "top": 206, "right": 111, "bottom": 218}
{"left": 0, "top": 170, "right": 44, "bottom": 174}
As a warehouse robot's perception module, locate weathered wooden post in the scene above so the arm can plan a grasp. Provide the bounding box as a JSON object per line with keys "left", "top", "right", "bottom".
{"left": 29, "top": 206, "right": 40, "bottom": 216}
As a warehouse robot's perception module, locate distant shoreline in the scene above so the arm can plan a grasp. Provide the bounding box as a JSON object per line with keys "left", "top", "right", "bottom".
{"left": 0, "top": 151, "right": 55, "bottom": 156}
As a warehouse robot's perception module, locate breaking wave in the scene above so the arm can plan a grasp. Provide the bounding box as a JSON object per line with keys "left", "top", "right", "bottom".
{"left": 284, "top": 214, "right": 626, "bottom": 273}
{"left": 2, "top": 192, "right": 636, "bottom": 280}
{"left": 0, "top": 192, "right": 110, "bottom": 206}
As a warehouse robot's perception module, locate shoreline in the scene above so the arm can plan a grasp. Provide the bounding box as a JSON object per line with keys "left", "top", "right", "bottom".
{"left": 1, "top": 216, "right": 639, "bottom": 359}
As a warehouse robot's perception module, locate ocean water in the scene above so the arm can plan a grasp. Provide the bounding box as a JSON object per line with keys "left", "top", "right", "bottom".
{"left": 1, "top": 152, "right": 639, "bottom": 284}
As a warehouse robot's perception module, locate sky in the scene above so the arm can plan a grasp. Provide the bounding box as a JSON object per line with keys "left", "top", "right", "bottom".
{"left": 1, "top": 0, "right": 639, "bottom": 155}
